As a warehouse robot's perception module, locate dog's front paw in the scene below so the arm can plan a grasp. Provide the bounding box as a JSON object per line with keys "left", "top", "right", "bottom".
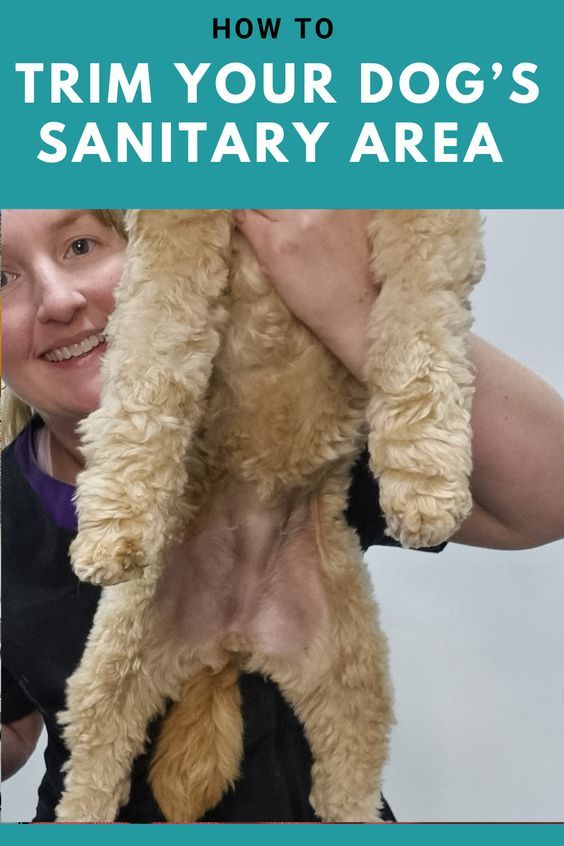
{"left": 70, "top": 522, "right": 148, "bottom": 586}
{"left": 380, "top": 473, "right": 472, "bottom": 549}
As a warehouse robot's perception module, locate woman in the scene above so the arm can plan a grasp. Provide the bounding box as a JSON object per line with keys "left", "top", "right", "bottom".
{"left": 2, "top": 209, "right": 563, "bottom": 822}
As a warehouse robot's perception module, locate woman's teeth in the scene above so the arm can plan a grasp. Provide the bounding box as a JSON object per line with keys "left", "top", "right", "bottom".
{"left": 43, "top": 332, "right": 106, "bottom": 362}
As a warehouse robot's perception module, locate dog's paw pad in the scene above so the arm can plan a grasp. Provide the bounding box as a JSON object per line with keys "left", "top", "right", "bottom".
{"left": 387, "top": 509, "right": 460, "bottom": 549}
{"left": 71, "top": 530, "right": 146, "bottom": 586}
{"left": 381, "top": 478, "right": 472, "bottom": 549}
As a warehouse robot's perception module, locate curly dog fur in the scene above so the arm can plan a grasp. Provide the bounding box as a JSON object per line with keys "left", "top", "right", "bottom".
{"left": 56, "top": 209, "right": 483, "bottom": 822}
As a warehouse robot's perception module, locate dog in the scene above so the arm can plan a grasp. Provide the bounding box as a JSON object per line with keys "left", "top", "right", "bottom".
{"left": 56, "top": 209, "right": 483, "bottom": 822}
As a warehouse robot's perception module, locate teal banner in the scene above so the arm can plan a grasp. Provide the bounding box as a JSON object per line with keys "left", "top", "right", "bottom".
{"left": 1, "top": 825, "right": 563, "bottom": 843}
{"left": 1, "top": 1, "right": 562, "bottom": 207}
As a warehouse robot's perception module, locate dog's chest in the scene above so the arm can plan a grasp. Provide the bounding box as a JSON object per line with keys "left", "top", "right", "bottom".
{"left": 199, "top": 245, "right": 368, "bottom": 496}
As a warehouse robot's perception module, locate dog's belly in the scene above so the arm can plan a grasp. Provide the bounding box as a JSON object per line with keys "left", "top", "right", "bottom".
{"left": 152, "top": 234, "right": 365, "bottom": 657}
{"left": 153, "top": 481, "right": 329, "bottom": 657}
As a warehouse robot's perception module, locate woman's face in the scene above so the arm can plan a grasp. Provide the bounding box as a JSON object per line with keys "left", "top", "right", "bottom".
{"left": 2, "top": 209, "right": 126, "bottom": 424}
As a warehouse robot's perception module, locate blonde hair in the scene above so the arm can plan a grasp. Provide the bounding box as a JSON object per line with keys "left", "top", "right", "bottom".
{"left": 1, "top": 386, "right": 34, "bottom": 447}
{"left": 1, "top": 209, "right": 127, "bottom": 447}
{"left": 93, "top": 209, "right": 127, "bottom": 239}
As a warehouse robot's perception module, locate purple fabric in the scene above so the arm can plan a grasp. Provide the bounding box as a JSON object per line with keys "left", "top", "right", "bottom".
{"left": 14, "top": 423, "right": 78, "bottom": 533}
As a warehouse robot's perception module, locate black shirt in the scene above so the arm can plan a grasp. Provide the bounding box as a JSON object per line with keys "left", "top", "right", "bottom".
{"left": 2, "top": 430, "right": 411, "bottom": 822}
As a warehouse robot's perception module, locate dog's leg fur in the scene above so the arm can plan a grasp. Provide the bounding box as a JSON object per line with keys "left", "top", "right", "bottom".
{"left": 247, "top": 476, "right": 394, "bottom": 822}
{"left": 70, "top": 210, "right": 232, "bottom": 586}
{"left": 56, "top": 576, "right": 224, "bottom": 822}
{"left": 365, "top": 210, "right": 484, "bottom": 548}
{"left": 149, "top": 662, "right": 243, "bottom": 822}
{"left": 56, "top": 580, "right": 163, "bottom": 821}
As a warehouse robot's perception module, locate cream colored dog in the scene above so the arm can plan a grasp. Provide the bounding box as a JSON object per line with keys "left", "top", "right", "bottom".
{"left": 56, "top": 210, "right": 484, "bottom": 822}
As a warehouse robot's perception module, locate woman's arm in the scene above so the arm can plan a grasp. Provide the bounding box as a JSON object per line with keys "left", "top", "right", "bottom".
{"left": 238, "top": 209, "right": 564, "bottom": 550}
{"left": 235, "top": 209, "right": 375, "bottom": 377}
{"left": 453, "top": 336, "right": 564, "bottom": 548}
{"left": 1, "top": 711, "right": 44, "bottom": 779}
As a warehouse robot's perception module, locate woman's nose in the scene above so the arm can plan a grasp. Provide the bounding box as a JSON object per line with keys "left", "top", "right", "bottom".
{"left": 34, "top": 265, "right": 88, "bottom": 324}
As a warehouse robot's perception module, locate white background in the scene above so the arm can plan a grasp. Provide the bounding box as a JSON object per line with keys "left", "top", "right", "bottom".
{"left": 2, "top": 209, "right": 563, "bottom": 822}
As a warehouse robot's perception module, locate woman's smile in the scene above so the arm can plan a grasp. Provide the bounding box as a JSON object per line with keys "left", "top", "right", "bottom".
{"left": 41, "top": 331, "right": 107, "bottom": 363}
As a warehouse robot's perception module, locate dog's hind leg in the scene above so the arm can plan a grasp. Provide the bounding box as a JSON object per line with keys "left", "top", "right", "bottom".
{"left": 56, "top": 579, "right": 195, "bottom": 822}
{"left": 70, "top": 210, "right": 233, "bottom": 586}
{"left": 365, "top": 209, "right": 484, "bottom": 549}
{"left": 248, "top": 485, "right": 394, "bottom": 822}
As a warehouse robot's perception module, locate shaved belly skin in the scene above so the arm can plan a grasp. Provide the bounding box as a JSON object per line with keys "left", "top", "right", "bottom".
{"left": 153, "top": 483, "right": 329, "bottom": 657}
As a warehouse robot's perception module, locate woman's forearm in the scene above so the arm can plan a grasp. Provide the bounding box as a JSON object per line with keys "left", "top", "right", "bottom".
{"left": 454, "top": 335, "right": 564, "bottom": 548}
{"left": 1, "top": 711, "right": 44, "bottom": 779}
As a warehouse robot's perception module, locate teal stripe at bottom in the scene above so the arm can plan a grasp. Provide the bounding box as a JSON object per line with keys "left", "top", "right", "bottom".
{"left": 1, "top": 822, "right": 562, "bottom": 846}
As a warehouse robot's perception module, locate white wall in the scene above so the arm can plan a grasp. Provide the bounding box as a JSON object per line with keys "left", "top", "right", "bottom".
{"left": 2, "top": 210, "right": 563, "bottom": 822}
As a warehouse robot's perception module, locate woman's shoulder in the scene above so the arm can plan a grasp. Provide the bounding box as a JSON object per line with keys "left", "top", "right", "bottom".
{"left": 3, "top": 418, "right": 78, "bottom": 534}
{"left": 2, "top": 422, "right": 36, "bottom": 510}
{"left": 2, "top": 421, "right": 77, "bottom": 595}
{"left": 2, "top": 417, "right": 40, "bottom": 482}
{"left": 2, "top": 422, "right": 99, "bottom": 641}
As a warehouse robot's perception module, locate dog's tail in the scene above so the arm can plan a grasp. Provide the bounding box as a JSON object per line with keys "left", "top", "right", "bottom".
{"left": 149, "top": 660, "right": 243, "bottom": 821}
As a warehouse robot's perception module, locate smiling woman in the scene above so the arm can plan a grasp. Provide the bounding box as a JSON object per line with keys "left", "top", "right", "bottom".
{"left": 1, "top": 209, "right": 125, "bottom": 479}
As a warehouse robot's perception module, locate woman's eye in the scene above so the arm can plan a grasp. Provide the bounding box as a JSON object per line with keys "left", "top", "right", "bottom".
{"left": 1, "top": 270, "right": 18, "bottom": 289}
{"left": 66, "top": 238, "right": 96, "bottom": 257}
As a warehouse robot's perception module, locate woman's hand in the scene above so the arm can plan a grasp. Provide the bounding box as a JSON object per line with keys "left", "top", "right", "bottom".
{"left": 235, "top": 210, "right": 377, "bottom": 381}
